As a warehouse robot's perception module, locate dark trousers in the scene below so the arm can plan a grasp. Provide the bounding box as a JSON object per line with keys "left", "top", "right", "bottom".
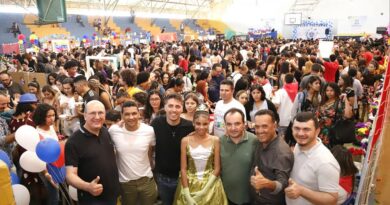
{"left": 228, "top": 199, "right": 251, "bottom": 205}
{"left": 155, "top": 173, "right": 178, "bottom": 205}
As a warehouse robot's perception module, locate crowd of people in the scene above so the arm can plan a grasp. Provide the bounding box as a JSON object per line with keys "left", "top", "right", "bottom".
{"left": 0, "top": 36, "right": 388, "bottom": 205}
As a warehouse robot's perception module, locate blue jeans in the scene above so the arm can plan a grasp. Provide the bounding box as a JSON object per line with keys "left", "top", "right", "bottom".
{"left": 155, "top": 173, "right": 178, "bottom": 205}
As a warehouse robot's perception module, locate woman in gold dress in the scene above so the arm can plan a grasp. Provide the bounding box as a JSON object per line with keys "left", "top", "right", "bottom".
{"left": 174, "top": 105, "right": 227, "bottom": 205}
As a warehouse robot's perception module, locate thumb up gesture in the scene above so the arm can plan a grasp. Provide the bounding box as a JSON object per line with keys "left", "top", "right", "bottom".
{"left": 285, "top": 178, "right": 301, "bottom": 199}
{"left": 88, "top": 176, "right": 103, "bottom": 196}
{"left": 250, "top": 166, "right": 269, "bottom": 191}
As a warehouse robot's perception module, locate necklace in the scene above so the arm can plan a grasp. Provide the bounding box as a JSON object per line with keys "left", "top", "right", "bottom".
{"left": 170, "top": 124, "right": 178, "bottom": 138}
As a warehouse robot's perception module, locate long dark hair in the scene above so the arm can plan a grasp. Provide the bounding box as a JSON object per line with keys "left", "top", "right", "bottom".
{"left": 183, "top": 93, "right": 199, "bottom": 113}
{"left": 265, "top": 55, "right": 276, "bottom": 69}
{"left": 339, "top": 74, "right": 353, "bottom": 92}
{"left": 331, "top": 145, "right": 358, "bottom": 189}
{"left": 245, "top": 84, "right": 266, "bottom": 120}
{"left": 321, "top": 83, "right": 341, "bottom": 105}
{"left": 32, "top": 103, "right": 58, "bottom": 126}
{"left": 144, "top": 90, "right": 163, "bottom": 121}
{"left": 306, "top": 75, "right": 321, "bottom": 107}
{"left": 47, "top": 73, "right": 58, "bottom": 86}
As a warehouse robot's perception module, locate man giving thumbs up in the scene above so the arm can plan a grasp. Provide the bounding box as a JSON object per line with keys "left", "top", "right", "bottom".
{"left": 65, "top": 101, "right": 120, "bottom": 205}
{"left": 250, "top": 110, "right": 294, "bottom": 204}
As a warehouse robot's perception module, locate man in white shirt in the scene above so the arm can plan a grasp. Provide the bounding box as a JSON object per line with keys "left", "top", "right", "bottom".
{"left": 272, "top": 73, "right": 298, "bottom": 137}
{"left": 285, "top": 112, "right": 346, "bottom": 205}
{"left": 213, "top": 80, "right": 246, "bottom": 137}
{"left": 108, "top": 101, "right": 157, "bottom": 205}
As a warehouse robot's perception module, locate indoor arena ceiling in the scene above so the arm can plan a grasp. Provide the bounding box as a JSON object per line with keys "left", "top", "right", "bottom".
{"left": 1, "top": 0, "right": 321, "bottom": 18}
{"left": 1, "top": 0, "right": 225, "bottom": 18}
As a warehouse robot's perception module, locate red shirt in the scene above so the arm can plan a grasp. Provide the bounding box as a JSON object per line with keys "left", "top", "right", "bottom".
{"left": 362, "top": 51, "right": 373, "bottom": 66}
{"left": 323, "top": 61, "right": 339, "bottom": 82}
{"left": 178, "top": 59, "right": 189, "bottom": 72}
{"left": 340, "top": 175, "right": 354, "bottom": 194}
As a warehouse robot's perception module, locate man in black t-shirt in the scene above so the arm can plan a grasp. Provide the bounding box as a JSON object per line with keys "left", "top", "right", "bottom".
{"left": 151, "top": 93, "right": 194, "bottom": 205}
{"left": 74, "top": 75, "right": 99, "bottom": 125}
{"left": 65, "top": 100, "right": 120, "bottom": 205}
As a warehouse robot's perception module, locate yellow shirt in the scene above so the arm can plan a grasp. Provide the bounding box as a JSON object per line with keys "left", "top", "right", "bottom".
{"left": 126, "top": 86, "right": 143, "bottom": 98}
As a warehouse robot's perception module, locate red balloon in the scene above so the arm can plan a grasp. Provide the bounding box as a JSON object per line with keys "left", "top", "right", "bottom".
{"left": 18, "top": 34, "right": 25, "bottom": 40}
{"left": 51, "top": 141, "right": 65, "bottom": 168}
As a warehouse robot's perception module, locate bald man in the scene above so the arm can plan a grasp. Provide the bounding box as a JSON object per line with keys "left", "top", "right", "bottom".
{"left": 65, "top": 100, "right": 120, "bottom": 205}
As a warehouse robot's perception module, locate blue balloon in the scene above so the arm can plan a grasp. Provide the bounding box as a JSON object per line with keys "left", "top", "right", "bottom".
{"left": 36, "top": 138, "right": 61, "bottom": 163}
{"left": 0, "top": 150, "right": 11, "bottom": 168}
{"left": 47, "top": 164, "right": 65, "bottom": 184}
{"left": 82, "top": 34, "right": 88, "bottom": 39}
{"left": 10, "top": 172, "right": 20, "bottom": 185}
{"left": 34, "top": 39, "right": 39, "bottom": 45}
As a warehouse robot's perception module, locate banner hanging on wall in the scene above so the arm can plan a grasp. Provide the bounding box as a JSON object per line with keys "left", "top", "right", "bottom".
{"left": 292, "top": 20, "right": 334, "bottom": 40}
{"left": 1, "top": 43, "right": 20, "bottom": 54}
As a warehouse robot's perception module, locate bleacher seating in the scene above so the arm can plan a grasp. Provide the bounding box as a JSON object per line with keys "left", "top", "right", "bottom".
{"left": 23, "top": 14, "right": 70, "bottom": 38}
{"left": 153, "top": 18, "right": 178, "bottom": 33}
{"left": 184, "top": 19, "right": 204, "bottom": 34}
{"left": 0, "top": 13, "right": 235, "bottom": 44}
{"left": 197, "top": 19, "right": 231, "bottom": 34}
{"left": 134, "top": 18, "right": 165, "bottom": 36}
{"left": 87, "top": 16, "right": 121, "bottom": 35}
{"left": 113, "top": 16, "right": 143, "bottom": 35}
{"left": 0, "top": 13, "right": 31, "bottom": 44}
{"left": 169, "top": 19, "right": 198, "bottom": 36}
{"left": 62, "top": 15, "right": 96, "bottom": 39}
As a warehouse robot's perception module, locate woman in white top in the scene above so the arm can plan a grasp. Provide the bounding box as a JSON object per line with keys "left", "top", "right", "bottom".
{"left": 244, "top": 84, "right": 279, "bottom": 128}
{"left": 174, "top": 105, "right": 227, "bottom": 205}
{"left": 47, "top": 73, "right": 60, "bottom": 93}
{"left": 32, "top": 103, "right": 60, "bottom": 204}
{"left": 79, "top": 59, "right": 95, "bottom": 79}
{"left": 59, "top": 78, "right": 81, "bottom": 137}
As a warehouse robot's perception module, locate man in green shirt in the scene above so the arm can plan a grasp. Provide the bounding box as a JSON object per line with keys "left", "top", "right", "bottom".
{"left": 220, "top": 108, "right": 257, "bottom": 205}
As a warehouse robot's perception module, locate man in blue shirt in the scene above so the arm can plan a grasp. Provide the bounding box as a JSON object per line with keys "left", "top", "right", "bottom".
{"left": 208, "top": 63, "right": 224, "bottom": 103}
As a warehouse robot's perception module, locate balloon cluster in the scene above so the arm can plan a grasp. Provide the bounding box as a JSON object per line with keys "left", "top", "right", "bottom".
{"left": 111, "top": 31, "right": 118, "bottom": 39}
{"left": 17, "top": 34, "right": 25, "bottom": 45}
{"left": 7, "top": 125, "right": 68, "bottom": 204}
{"left": 82, "top": 34, "right": 91, "bottom": 43}
{"left": 29, "top": 34, "right": 39, "bottom": 45}
{"left": 0, "top": 149, "right": 29, "bottom": 204}
{"left": 15, "top": 125, "right": 65, "bottom": 177}
{"left": 91, "top": 33, "right": 99, "bottom": 41}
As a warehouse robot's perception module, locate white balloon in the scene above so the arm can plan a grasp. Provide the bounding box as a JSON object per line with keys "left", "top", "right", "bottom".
{"left": 69, "top": 185, "right": 78, "bottom": 201}
{"left": 19, "top": 151, "right": 46, "bottom": 173}
{"left": 15, "top": 125, "right": 40, "bottom": 151}
{"left": 12, "top": 184, "right": 30, "bottom": 205}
